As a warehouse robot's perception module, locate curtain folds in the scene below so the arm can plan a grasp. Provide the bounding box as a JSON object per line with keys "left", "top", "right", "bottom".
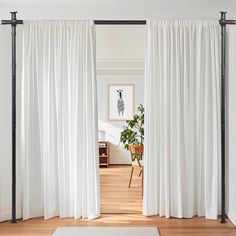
{"left": 21, "top": 20, "right": 99, "bottom": 220}
{"left": 144, "top": 20, "right": 221, "bottom": 219}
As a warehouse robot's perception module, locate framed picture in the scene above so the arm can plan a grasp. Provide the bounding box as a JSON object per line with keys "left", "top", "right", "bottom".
{"left": 108, "top": 84, "right": 135, "bottom": 121}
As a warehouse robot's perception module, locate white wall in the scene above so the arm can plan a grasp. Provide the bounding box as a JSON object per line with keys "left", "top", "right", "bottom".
{"left": 96, "top": 25, "right": 145, "bottom": 164}
{"left": 227, "top": 26, "right": 236, "bottom": 226}
{"left": 97, "top": 79, "right": 144, "bottom": 164}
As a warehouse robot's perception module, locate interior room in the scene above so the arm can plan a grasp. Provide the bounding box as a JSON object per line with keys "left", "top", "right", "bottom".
{"left": 0, "top": 1, "right": 236, "bottom": 236}
{"left": 96, "top": 25, "right": 145, "bottom": 214}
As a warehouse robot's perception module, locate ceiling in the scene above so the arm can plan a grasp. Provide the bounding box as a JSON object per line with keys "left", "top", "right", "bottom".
{"left": 0, "top": 0, "right": 235, "bottom": 19}
{"left": 1, "top": 0, "right": 236, "bottom": 7}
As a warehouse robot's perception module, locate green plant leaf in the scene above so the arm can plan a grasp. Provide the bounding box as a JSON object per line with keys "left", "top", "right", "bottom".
{"left": 118, "top": 104, "right": 145, "bottom": 151}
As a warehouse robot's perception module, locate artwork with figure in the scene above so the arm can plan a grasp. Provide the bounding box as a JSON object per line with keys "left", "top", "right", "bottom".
{"left": 109, "top": 85, "right": 134, "bottom": 121}
{"left": 117, "top": 89, "right": 125, "bottom": 116}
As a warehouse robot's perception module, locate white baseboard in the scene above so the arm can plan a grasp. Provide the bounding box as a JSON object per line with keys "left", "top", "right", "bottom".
{"left": 227, "top": 211, "right": 236, "bottom": 227}
{"left": 0, "top": 211, "right": 22, "bottom": 222}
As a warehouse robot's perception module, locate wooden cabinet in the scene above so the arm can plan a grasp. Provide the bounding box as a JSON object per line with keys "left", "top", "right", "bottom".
{"left": 99, "top": 141, "right": 109, "bottom": 167}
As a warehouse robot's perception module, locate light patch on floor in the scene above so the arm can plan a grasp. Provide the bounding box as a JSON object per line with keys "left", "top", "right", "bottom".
{"left": 53, "top": 227, "right": 159, "bottom": 236}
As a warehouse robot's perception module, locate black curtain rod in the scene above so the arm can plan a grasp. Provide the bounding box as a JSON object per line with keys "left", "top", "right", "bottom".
{"left": 1, "top": 11, "right": 23, "bottom": 224}
{"left": 220, "top": 19, "right": 236, "bottom": 25}
{"left": 220, "top": 11, "right": 227, "bottom": 224}
{"left": 219, "top": 11, "right": 236, "bottom": 224}
{"left": 94, "top": 20, "right": 146, "bottom": 25}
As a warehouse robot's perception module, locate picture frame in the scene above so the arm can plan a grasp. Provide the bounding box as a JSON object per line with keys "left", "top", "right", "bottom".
{"left": 108, "top": 84, "right": 135, "bottom": 121}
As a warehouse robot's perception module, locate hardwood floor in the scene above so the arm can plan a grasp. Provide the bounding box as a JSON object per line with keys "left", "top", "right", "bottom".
{"left": 1, "top": 214, "right": 236, "bottom": 236}
{"left": 100, "top": 165, "right": 143, "bottom": 214}
{"left": 0, "top": 165, "right": 235, "bottom": 236}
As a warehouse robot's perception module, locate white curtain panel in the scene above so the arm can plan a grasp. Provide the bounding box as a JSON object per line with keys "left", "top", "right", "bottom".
{"left": 21, "top": 20, "right": 99, "bottom": 220}
{"left": 144, "top": 20, "right": 221, "bottom": 219}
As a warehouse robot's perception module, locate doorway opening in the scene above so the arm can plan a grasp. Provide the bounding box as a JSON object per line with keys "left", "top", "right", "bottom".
{"left": 96, "top": 24, "right": 145, "bottom": 214}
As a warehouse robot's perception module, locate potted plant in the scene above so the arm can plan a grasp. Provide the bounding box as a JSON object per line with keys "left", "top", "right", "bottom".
{"left": 119, "top": 104, "right": 144, "bottom": 161}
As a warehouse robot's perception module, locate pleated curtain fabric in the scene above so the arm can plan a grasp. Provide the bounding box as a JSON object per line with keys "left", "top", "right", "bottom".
{"left": 144, "top": 20, "right": 221, "bottom": 219}
{"left": 21, "top": 21, "right": 100, "bottom": 220}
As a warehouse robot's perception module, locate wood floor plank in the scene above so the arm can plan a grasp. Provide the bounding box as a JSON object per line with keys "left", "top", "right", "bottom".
{"left": 0, "top": 215, "right": 235, "bottom": 236}
{"left": 100, "top": 165, "right": 143, "bottom": 214}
